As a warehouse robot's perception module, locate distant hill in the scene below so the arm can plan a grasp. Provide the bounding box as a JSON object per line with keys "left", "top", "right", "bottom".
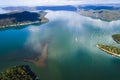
{"left": 3, "top": 4, "right": 120, "bottom": 21}
{"left": 36, "top": 5, "right": 77, "bottom": 11}
{"left": 78, "top": 5, "right": 120, "bottom": 10}
{"left": 77, "top": 4, "right": 120, "bottom": 21}
{"left": 2, "top": 6, "right": 36, "bottom": 11}
{"left": 2, "top": 4, "right": 120, "bottom": 12}
{"left": 78, "top": 9, "right": 120, "bottom": 21}
{"left": 3, "top": 5, "right": 77, "bottom": 11}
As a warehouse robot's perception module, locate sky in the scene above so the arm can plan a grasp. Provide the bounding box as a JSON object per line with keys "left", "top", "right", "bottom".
{"left": 0, "top": 0, "right": 120, "bottom": 6}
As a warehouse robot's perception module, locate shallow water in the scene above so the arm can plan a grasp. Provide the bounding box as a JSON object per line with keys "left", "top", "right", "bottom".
{"left": 0, "top": 10, "right": 120, "bottom": 80}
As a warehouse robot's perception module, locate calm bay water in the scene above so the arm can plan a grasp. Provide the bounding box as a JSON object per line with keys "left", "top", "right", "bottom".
{"left": 0, "top": 10, "right": 120, "bottom": 80}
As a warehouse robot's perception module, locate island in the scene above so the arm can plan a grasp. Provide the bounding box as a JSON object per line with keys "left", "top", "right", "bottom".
{"left": 0, "top": 65, "right": 39, "bottom": 80}
{"left": 96, "top": 44, "right": 120, "bottom": 57}
{"left": 78, "top": 9, "right": 120, "bottom": 21}
{"left": 77, "top": 5, "right": 120, "bottom": 21}
{"left": 112, "top": 34, "right": 120, "bottom": 44}
{"left": 96, "top": 33, "right": 120, "bottom": 57}
{"left": 0, "top": 11, "right": 48, "bottom": 29}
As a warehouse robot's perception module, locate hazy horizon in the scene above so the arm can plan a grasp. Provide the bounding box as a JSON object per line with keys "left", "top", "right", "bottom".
{"left": 0, "top": 0, "right": 120, "bottom": 7}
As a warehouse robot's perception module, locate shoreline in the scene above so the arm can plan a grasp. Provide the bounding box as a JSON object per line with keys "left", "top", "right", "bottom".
{"left": 0, "top": 21, "right": 41, "bottom": 29}
{"left": 0, "top": 19, "right": 49, "bottom": 29}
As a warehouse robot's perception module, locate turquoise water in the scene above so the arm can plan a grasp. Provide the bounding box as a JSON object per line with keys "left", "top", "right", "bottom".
{"left": 1, "top": 10, "right": 120, "bottom": 80}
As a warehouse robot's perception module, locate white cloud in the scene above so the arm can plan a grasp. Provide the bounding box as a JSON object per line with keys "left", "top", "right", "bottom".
{"left": 0, "top": 0, "right": 120, "bottom": 6}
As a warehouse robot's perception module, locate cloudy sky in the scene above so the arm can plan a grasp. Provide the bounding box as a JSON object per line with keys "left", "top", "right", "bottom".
{"left": 0, "top": 0, "right": 120, "bottom": 6}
